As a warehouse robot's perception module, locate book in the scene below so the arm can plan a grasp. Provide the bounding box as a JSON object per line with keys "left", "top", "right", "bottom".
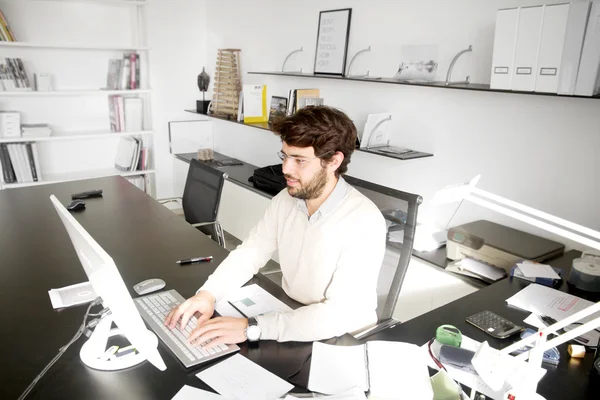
{"left": 123, "top": 97, "right": 143, "bottom": 132}
{"left": 298, "top": 97, "right": 324, "bottom": 108}
{"left": 268, "top": 96, "right": 287, "bottom": 124}
{"left": 0, "top": 9, "right": 16, "bottom": 41}
{"left": 308, "top": 341, "right": 433, "bottom": 398}
{"left": 115, "top": 137, "right": 138, "bottom": 171}
{"left": 243, "top": 84, "right": 267, "bottom": 123}
{"left": 295, "top": 89, "right": 320, "bottom": 110}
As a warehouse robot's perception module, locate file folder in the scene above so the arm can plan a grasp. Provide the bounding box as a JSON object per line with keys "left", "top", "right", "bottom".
{"left": 535, "top": 3, "right": 570, "bottom": 93}
{"left": 490, "top": 7, "right": 520, "bottom": 90}
{"left": 575, "top": 1, "right": 600, "bottom": 96}
{"left": 512, "top": 5, "right": 544, "bottom": 92}
{"left": 558, "top": 1, "right": 592, "bottom": 95}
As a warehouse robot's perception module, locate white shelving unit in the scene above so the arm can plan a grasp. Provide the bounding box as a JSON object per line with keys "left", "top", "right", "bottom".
{"left": 0, "top": 0, "right": 156, "bottom": 195}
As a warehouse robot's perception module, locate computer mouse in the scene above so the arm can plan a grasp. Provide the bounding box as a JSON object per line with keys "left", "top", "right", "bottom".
{"left": 67, "top": 200, "right": 86, "bottom": 211}
{"left": 134, "top": 278, "right": 166, "bottom": 295}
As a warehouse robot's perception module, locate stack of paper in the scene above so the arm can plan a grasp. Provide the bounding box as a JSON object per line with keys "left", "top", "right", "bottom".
{"left": 515, "top": 262, "right": 560, "bottom": 280}
{"left": 215, "top": 284, "right": 292, "bottom": 318}
{"left": 196, "top": 354, "right": 293, "bottom": 400}
{"left": 446, "top": 258, "right": 506, "bottom": 283}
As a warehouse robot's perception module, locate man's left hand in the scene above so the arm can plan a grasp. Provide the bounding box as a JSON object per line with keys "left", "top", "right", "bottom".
{"left": 188, "top": 317, "right": 249, "bottom": 349}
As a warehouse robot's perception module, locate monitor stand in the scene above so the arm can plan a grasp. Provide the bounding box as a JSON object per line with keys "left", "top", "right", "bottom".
{"left": 79, "top": 312, "right": 159, "bottom": 371}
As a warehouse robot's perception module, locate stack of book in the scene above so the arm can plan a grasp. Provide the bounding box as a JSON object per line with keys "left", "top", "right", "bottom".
{"left": 286, "top": 89, "right": 323, "bottom": 115}
{"left": 108, "top": 96, "right": 143, "bottom": 132}
{"left": 0, "top": 142, "right": 42, "bottom": 184}
{"left": 0, "top": 9, "right": 16, "bottom": 42}
{"left": 114, "top": 137, "right": 149, "bottom": 172}
{"left": 106, "top": 53, "right": 141, "bottom": 90}
{"left": 22, "top": 123, "right": 52, "bottom": 138}
{"left": 0, "top": 58, "right": 32, "bottom": 91}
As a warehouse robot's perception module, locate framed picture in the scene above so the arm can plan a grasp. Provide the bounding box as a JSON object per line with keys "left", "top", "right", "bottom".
{"left": 313, "top": 8, "right": 352, "bottom": 76}
{"left": 268, "top": 96, "right": 288, "bottom": 124}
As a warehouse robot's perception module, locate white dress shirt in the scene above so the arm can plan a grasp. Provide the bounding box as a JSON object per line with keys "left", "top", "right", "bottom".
{"left": 199, "top": 177, "right": 387, "bottom": 342}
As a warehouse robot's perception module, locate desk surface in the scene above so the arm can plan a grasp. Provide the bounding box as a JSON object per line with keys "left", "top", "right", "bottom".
{"left": 364, "top": 250, "right": 600, "bottom": 400}
{"left": 0, "top": 176, "right": 340, "bottom": 400}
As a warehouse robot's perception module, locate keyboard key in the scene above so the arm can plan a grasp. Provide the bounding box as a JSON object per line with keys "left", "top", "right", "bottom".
{"left": 218, "top": 344, "right": 228, "bottom": 351}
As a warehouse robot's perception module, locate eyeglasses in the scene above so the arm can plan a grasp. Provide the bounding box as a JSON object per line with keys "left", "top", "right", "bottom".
{"left": 276, "top": 150, "right": 333, "bottom": 168}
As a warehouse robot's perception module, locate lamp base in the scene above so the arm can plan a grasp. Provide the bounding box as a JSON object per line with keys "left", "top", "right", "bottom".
{"left": 196, "top": 100, "right": 211, "bottom": 114}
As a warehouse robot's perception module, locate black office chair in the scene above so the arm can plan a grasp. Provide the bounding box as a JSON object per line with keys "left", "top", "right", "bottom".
{"left": 160, "top": 158, "right": 227, "bottom": 247}
{"left": 344, "top": 175, "right": 422, "bottom": 339}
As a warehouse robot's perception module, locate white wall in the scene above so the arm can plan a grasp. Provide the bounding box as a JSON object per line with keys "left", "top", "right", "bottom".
{"left": 146, "top": 0, "right": 209, "bottom": 198}
{"left": 203, "top": 0, "right": 600, "bottom": 249}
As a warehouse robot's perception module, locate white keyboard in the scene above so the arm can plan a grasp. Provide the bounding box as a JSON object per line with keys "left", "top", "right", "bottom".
{"left": 134, "top": 289, "right": 239, "bottom": 368}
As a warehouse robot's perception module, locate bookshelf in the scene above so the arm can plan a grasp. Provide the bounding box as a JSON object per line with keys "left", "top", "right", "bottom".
{"left": 248, "top": 71, "right": 600, "bottom": 100}
{"left": 0, "top": 0, "right": 155, "bottom": 194}
{"left": 2, "top": 168, "right": 156, "bottom": 189}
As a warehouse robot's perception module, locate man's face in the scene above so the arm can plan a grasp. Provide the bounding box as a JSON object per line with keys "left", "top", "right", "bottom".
{"left": 281, "top": 142, "right": 329, "bottom": 200}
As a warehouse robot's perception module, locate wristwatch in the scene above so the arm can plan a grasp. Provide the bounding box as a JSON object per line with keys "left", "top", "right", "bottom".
{"left": 245, "top": 317, "right": 261, "bottom": 342}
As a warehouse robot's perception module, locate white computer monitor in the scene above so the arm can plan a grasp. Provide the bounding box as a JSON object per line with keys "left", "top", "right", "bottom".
{"left": 49, "top": 195, "right": 166, "bottom": 371}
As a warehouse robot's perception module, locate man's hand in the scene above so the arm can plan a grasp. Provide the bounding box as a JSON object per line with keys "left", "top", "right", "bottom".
{"left": 188, "top": 317, "right": 248, "bottom": 349}
{"left": 164, "top": 290, "right": 215, "bottom": 330}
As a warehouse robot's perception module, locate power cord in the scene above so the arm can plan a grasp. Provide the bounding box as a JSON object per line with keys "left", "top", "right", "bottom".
{"left": 17, "top": 297, "right": 103, "bottom": 400}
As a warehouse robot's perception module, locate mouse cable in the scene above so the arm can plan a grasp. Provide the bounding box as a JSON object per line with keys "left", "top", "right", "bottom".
{"left": 17, "top": 297, "right": 103, "bottom": 400}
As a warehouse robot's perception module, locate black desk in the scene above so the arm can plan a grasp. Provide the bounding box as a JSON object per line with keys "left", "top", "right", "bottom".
{"left": 1, "top": 176, "right": 348, "bottom": 400}
{"left": 363, "top": 250, "right": 600, "bottom": 400}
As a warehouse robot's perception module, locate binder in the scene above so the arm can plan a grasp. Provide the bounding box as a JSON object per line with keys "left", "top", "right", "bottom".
{"left": 490, "top": 7, "right": 520, "bottom": 90}
{"left": 535, "top": 3, "right": 570, "bottom": 93}
{"left": 512, "top": 5, "right": 544, "bottom": 91}
{"left": 575, "top": 1, "right": 600, "bottom": 96}
{"left": 558, "top": 1, "right": 592, "bottom": 95}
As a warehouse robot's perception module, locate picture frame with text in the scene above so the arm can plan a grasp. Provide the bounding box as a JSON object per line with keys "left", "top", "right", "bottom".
{"left": 313, "top": 8, "right": 352, "bottom": 76}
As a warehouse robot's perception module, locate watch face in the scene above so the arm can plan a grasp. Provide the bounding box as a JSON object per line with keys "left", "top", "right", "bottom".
{"left": 247, "top": 325, "right": 261, "bottom": 341}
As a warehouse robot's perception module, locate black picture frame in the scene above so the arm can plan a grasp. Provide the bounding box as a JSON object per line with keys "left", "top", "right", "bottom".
{"left": 313, "top": 8, "right": 352, "bottom": 76}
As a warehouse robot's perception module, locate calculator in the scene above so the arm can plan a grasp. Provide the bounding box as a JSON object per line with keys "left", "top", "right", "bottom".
{"left": 466, "top": 310, "right": 523, "bottom": 339}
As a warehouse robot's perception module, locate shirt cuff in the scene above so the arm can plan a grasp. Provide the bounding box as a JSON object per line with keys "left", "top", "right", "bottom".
{"left": 255, "top": 313, "right": 278, "bottom": 341}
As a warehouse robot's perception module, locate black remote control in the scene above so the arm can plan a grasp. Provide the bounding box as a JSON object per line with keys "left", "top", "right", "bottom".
{"left": 71, "top": 190, "right": 103, "bottom": 200}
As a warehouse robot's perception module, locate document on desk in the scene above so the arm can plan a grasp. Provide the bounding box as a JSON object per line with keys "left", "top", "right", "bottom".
{"left": 48, "top": 281, "right": 97, "bottom": 309}
{"left": 506, "top": 283, "right": 599, "bottom": 324}
{"left": 215, "top": 284, "right": 293, "bottom": 318}
{"left": 196, "top": 353, "right": 293, "bottom": 400}
{"left": 308, "top": 341, "right": 433, "bottom": 399}
{"left": 171, "top": 385, "right": 225, "bottom": 400}
{"left": 284, "top": 388, "right": 367, "bottom": 399}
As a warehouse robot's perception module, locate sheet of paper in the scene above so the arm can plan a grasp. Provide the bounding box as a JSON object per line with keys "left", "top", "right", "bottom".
{"left": 196, "top": 354, "right": 293, "bottom": 400}
{"left": 516, "top": 262, "right": 560, "bottom": 279}
{"left": 506, "top": 283, "right": 598, "bottom": 323}
{"left": 215, "top": 299, "right": 244, "bottom": 318}
{"left": 308, "top": 342, "right": 368, "bottom": 395}
{"left": 226, "top": 284, "right": 292, "bottom": 318}
{"left": 171, "top": 385, "right": 225, "bottom": 400}
{"left": 366, "top": 341, "right": 433, "bottom": 399}
{"left": 243, "top": 85, "right": 264, "bottom": 118}
{"left": 48, "top": 281, "right": 97, "bottom": 309}
{"left": 455, "top": 258, "right": 506, "bottom": 281}
{"left": 523, "top": 313, "right": 546, "bottom": 330}
{"left": 284, "top": 388, "right": 367, "bottom": 399}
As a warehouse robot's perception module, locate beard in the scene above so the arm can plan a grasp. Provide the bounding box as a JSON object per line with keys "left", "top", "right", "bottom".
{"left": 285, "top": 167, "right": 328, "bottom": 200}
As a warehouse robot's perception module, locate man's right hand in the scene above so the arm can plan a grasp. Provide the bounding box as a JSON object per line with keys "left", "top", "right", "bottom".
{"left": 164, "top": 290, "right": 216, "bottom": 330}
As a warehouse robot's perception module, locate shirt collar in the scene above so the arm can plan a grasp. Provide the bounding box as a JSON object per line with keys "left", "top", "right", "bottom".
{"left": 296, "top": 176, "right": 350, "bottom": 222}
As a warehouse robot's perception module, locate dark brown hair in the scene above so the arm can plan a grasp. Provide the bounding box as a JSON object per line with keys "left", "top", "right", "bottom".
{"left": 272, "top": 106, "right": 357, "bottom": 177}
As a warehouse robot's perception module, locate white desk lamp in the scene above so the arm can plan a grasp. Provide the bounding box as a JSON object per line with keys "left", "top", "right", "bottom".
{"left": 431, "top": 175, "right": 600, "bottom": 399}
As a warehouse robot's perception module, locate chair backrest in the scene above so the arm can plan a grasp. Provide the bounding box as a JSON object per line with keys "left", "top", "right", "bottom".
{"left": 345, "top": 175, "right": 422, "bottom": 323}
{"left": 182, "top": 158, "right": 226, "bottom": 242}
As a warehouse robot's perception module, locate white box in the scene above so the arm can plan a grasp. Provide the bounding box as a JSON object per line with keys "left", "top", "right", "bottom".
{"left": 0, "top": 111, "right": 21, "bottom": 138}
{"left": 490, "top": 8, "right": 521, "bottom": 90}
{"left": 535, "top": 3, "right": 570, "bottom": 93}
{"left": 512, "top": 5, "right": 544, "bottom": 91}
{"left": 558, "top": 1, "right": 592, "bottom": 95}
{"left": 575, "top": 1, "right": 600, "bottom": 96}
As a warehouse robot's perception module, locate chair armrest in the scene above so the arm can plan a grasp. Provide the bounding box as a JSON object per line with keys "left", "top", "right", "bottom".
{"left": 190, "top": 221, "right": 218, "bottom": 228}
{"left": 157, "top": 197, "right": 182, "bottom": 205}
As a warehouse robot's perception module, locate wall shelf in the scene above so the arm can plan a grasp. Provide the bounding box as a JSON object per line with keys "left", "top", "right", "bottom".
{"left": 2, "top": 168, "right": 155, "bottom": 189}
{"left": 247, "top": 71, "right": 600, "bottom": 100}
{"left": 184, "top": 109, "right": 433, "bottom": 161}
{"left": 0, "top": 41, "right": 148, "bottom": 51}
{"left": 0, "top": 130, "right": 154, "bottom": 143}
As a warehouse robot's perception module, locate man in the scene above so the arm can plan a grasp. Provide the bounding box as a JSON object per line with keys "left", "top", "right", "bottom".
{"left": 165, "top": 106, "right": 386, "bottom": 347}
